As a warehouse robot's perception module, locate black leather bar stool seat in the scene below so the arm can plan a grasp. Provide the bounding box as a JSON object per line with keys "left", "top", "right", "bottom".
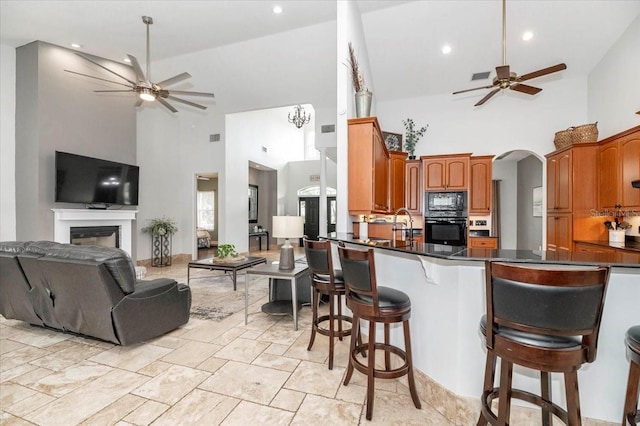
{"left": 478, "top": 261, "right": 610, "bottom": 426}
{"left": 338, "top": 245, "right": 420, "bottom": 421}
{"left": 304, "top": 237, "right": 354, "bottom": 370}
{"left": 624, "top": 325, "right": 640, "bottom": 425}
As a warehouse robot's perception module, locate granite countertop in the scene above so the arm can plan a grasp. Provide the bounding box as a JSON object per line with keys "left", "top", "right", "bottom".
{"left": 574, "top": 237, "right": 640, "bottom": 253}
{"left": 325, "top": 233, "right": 639, "bottom": 269}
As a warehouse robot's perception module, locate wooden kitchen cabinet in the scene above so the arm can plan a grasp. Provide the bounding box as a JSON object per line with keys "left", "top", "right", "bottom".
{"left": 468, "top": 236, "right": 498, "bottom": 249}
{"left": 598, "top": 126, "right": 640, "bottom": 210}
{"left": 469, "top": 156, "right": 493, "bottom": 214}
{"left": 546, "top": 213, "right": 572, "bottom": 252}
{"left": 405, "top": 159, "right": 422, "bottom": 215}
{"left": 348, "top": 117, "right": 390, "bottom": 214}
{"left": 545, "top": 143, "right": 598, "bottom": 251}
{"left": 389, "top": 151, "right": 408, "bottom": 212}
{"left": 421, "top": 154, "right": 470, "bottom": 191}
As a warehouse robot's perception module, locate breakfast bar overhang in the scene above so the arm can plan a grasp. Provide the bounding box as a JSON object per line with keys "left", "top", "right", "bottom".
{"left": 325, "top": 233, "right": 640, "bottom": 423}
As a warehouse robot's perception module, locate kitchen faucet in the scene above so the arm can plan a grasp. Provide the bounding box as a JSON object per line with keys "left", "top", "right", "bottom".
{"left": 392, "top": 207, "right": 414, "bottom": 247}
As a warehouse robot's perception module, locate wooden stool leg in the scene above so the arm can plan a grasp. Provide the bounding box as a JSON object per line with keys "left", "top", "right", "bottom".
{"left": 564, "top": 370, "right": 582, "bottom": 426}
{"left": 328, "top": 293, "right": 335, "bottom": 370}
{"left": 477, "top": 351, "right": 497, "bottom": 426}
{"left": 344, "top": 314, "right": 358, "bottom": 386}
{"left": 365, "top": 320, "right": 376, "bottom": 421}
{"left": 307, "top": 287, "right": 319, "bottom": 351}
{"left": 624, "top": 361, "right": 639, "bottom": 425}
{"left": 384, "top": 323, "right": 391, "bottom": 371}
{"left": 497, "top": 359, "right": 513, "bottom": 424}
{"left": 540, "top": 371, "right": 552, "bottom": 426}
{"left": 403, "top": 319, "right": 421, "bottom": 409}
{"left": 337, "top": 294, "right": 344, "bottom": 341}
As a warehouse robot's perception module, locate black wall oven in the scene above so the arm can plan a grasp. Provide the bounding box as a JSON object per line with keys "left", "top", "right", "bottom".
{"left": 424, "top": 191, "right": 468, "bottom": 246}
{"left": 425, "top": 218, "right": 467, "bottom": 246}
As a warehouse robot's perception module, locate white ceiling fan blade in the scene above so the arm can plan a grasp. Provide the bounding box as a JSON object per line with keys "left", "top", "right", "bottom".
{"left": 157, "top": 97, "right": 178, "bottom": 113}
{"left": 156, "top": 72, "right": 191, "bottom": 88}
{"left": 127, "top": 54, "right": 146, "bottom": 82}
{"left": 74, "top": 53, "right": 136, "bottom": 85}
{"left": 168, "top": 90, "right": 215, "bottom": 98}
{"left": 166, "top": 95, "right": 207, "bottom": 110}
{"left": 135, "top": 98, "right": 143, "bottom": 107}
{"left": 64, "top": 69, "right": 134, "bottom": 89}
{"left": 94, "top": 89, "right": 135, "bottom": 93}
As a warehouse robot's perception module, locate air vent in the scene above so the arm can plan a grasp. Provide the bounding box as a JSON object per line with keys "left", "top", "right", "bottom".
{"left": 209, "top": 134, "right": 220, "bottom": 142}
{"left": 262, "top": 146, "right": 267, "bottom": 153}
{"left": 321, "top": 124, "right": 336, "bottom": 133}
{"left": 471, "top": 71, "right": 491, "bottom": 81}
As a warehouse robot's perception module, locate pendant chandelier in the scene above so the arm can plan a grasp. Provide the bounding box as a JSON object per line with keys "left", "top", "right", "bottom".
{"left": 288, "top": 105, "right": 311, "bottom": 128}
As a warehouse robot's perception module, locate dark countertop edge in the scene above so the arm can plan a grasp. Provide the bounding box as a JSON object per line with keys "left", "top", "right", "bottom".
{"left": 324, "top": 233, "right": 640, "bottom": 269}
{"left": 574, "top": 239, "right": 640, "bottom": 253}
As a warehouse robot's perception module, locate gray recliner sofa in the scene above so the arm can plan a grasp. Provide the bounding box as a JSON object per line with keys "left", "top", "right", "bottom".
{"left": 0, "top": 241, "right": 191, "bottom": 345}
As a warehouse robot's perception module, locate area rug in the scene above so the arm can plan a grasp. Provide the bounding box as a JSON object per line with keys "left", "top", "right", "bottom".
{"left": 187, "top": 271, "right": 269, "bottom": 321}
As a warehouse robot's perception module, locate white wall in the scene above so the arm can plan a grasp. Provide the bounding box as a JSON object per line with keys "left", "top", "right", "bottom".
{"left": 1, "top": 44, "right": 16, "bottom": 241}
{"left": 493, "top": 160, "right": 518, "bottom": 249}
{"left": 588, "top": 15, "right": 640, "bottom": 139}
{"left": 285, "top": 159, "right": 338, "bottom": 214}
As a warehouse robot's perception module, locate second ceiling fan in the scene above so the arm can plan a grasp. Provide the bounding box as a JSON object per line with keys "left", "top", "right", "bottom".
{"left": 453, "top": 0, "right": 566, "bottom": 106}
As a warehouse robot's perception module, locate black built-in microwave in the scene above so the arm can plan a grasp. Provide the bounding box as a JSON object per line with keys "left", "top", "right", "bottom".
{"left": 425, "top": 191, "right": 467, "bottom": 218}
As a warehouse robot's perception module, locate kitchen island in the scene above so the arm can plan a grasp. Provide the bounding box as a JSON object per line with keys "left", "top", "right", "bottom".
{"left": 325, "top": 233, "right": 639, "bottom": 423}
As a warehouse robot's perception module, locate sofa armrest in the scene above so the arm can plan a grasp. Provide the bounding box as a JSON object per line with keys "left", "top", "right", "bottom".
{"left": 112, "top": 280, "right": 191, "bottom": 345}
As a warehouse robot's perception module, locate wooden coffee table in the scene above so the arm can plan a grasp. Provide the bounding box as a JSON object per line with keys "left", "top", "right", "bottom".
{"left": 187, "top": 256, "right": 266, "bottom": 290}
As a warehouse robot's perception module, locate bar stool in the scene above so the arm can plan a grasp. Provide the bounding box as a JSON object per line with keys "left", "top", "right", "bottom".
{"left": 624, "top": 325, "right": 640, "bottom": 425}
{"left": 478, "top": 261, "right": 610, "bottom": 426}
{"left": 337, "top": 245, "right": 421, "bottom": 420}
{"left": 303, "top": 237, "right": 354, "bottom": 370}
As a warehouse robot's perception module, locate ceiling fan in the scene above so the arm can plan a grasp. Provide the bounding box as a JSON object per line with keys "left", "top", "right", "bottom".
{"left": 453, "top": 0, "right": 566, "bottom": 106}
{"left": 64, "top": 16, "right": 214, "bottom": 113}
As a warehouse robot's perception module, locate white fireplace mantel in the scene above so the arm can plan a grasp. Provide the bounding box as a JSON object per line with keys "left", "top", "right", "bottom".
{"left": 52, "top": 209, "right": 137, "bottom": 256}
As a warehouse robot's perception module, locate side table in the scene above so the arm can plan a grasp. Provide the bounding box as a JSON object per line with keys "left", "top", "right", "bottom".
{"left": 188, "top": 256, "right": 266, "bottom": 290}
{"left": 244, "top": 262, "right": 310, "bottom": 331}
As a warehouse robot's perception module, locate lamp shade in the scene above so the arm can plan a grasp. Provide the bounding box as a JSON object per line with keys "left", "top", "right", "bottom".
{"left": 272, "top": 216, "right": 304, "bottom": 239}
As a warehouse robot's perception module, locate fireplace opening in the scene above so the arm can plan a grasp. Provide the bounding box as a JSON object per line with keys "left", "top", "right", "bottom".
{"left": 70, "top": 226, "right": 120, "bottom": 249}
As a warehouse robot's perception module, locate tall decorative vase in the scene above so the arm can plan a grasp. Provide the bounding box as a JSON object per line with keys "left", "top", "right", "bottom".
{"left": 355, "top": 90, "right": 372, "bottom": 118}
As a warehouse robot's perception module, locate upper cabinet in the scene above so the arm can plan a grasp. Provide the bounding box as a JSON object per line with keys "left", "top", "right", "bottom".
{"left": 348, "top": 117, "right": 390, "bottom": 214}
{"left": 598, "top": 126, "right": 640, "bottom": 210}
{"left": 405, "top": 159, "right": 423, "bottom": 215}
{"left": 469, "top": 156, "right": 493, "bottom": 214}
{"left": 389, "top": 151, "right": 408, "bottom": 212}
{"left": 421, "top": 154, "right": 470, "bottom": 191}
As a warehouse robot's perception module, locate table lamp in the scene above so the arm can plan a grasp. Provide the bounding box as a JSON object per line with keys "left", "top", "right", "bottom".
{"left": 272, "top": 216, "right": 304, "bottom": 270}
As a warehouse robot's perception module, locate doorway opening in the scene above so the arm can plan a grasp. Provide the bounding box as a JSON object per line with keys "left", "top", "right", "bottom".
{"left": 195, "top": 173, "right": 218, "bottom": 259}
{"left": 297, "top": 186, "right": 337, "bottom": 240}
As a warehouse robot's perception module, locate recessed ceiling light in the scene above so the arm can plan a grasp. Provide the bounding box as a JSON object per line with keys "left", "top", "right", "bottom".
{"left": 441, "top": 45, "right": 452, "bottom": 55}
{"left": 123, "top": 57, "right": 131, "bottom": 63}
{"left": 70, "top": 43, "right": 82, "bottom": 49}
{"left": 522, "top": 31, "right": 534, "bottom": 41}
{"left": 273, "top": 5, "right": 283, "bottom": 14}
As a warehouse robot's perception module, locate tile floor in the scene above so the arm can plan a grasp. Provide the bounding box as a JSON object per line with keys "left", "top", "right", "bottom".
{"left": 1, "top": 249, "right": 454, "bottom": 425}
{"left": 0, "top": 248, "right": 616, "bottom": 425}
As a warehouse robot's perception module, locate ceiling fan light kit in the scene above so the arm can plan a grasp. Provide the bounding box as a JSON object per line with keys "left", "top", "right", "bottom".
{"left": 453, "top": 0, "right": 566, "bottom": 106}
{"left": 64, "top": 16, "right": 214, "bottom": 113}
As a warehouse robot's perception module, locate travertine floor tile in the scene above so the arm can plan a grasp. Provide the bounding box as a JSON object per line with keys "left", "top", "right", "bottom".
{"left": 152, "top": 388, "right": 239, "bottom": 426}
{"left": 252, "top": 352, "right": 300, "bottom": 372}
{"left": 269, "top": 388, "right": 306, "bottom": 412}
{"left": 221, "top": 400, "right": 294, "bottom": 425}
{"left": 284, "top": 360, "right": 345, "bottom": 398}
{"left": 23, "top": 369, "right": 149, "bottom": 425}
{"left": 30, "top": 341, "right": 106, "bottom": 371}
{"left": 159, "top": 340, "right": 221, "bottom": 367}
{"left": 4, "top": 327, "right": 70, "bottom": 348}
{"left": 290, "top": 394, "right": 361, "bottom": 425}
{"left": 0, "top": 339, "right": 25, "bottom": 354}
{"left": 365, "top": 389, "right": 447, "bottom": 425}
{"left": 88, "top": 343, "right": 173, "bottom": 372}
{"left": 131, "top": 364, "right": 210, "bottom": 405}
{"left": 80, "top": 394, "right": 147, "bottom": 426}
{"left": 0, "top": 345, "right": 51, "bottom": 372}
{"left": 199, "top": 360, "right": 291, "bottom": 405}
{"left": 213, "top": 337, "right": 270, "bottom": 363}
{"left": 122, "top": 399, "right": 169, "bottom": 425}
{"left": 20, "top": 361, "right": 112, "bottom": 397}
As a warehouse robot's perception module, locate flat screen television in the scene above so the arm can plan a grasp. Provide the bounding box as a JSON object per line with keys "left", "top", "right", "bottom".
{"left": 55, "top": 151, "right": 139, "bottom": 206}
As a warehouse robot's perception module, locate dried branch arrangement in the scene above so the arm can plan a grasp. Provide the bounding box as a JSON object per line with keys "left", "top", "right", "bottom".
{"left": 347, "top": 42, "right": 366, "bottom": 93}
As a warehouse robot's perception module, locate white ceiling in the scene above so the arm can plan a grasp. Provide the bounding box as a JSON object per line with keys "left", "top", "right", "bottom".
{"left": 1, "top": 0, "right": 638, "bottom": 111}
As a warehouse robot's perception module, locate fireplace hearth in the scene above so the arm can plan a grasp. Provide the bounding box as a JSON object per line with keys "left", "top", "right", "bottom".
{"left": 70, "top": 226, "right": 120, "bottom": 249}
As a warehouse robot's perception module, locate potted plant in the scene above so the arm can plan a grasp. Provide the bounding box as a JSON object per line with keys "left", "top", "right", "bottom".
{"left": 142, "top": 217, "right": 178, "bottom": 267}
{"left": 402, "top": 118, "right": 428, "bottom": 159}
{"left": 347, "top": 42, "right": 372, "bottom": 117}
{"left": 216, "top": 244, "right": 238, "bottom": 259}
